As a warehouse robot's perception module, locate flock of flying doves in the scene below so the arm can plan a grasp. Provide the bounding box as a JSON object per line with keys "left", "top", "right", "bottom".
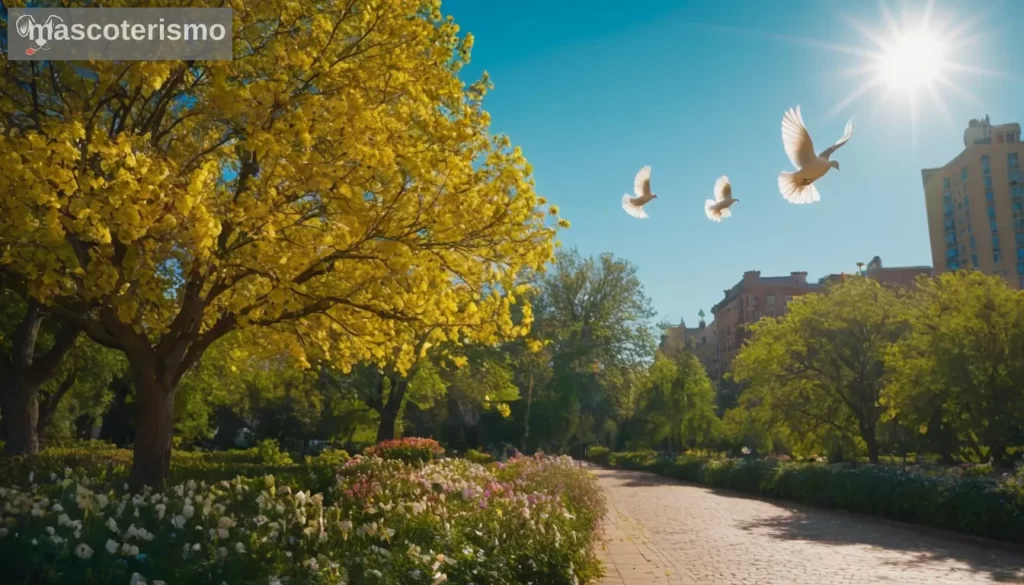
{"left": 621, "top": 105, "right": 856, "bottom": 221}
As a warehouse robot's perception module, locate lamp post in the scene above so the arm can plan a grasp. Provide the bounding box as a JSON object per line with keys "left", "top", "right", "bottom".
{"left": 856, "top": 261, "right": 865, "bottom": 276}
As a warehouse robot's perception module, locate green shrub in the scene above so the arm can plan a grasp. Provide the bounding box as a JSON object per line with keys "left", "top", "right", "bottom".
{"left": 309, "top": 447, "right": 351, "bottom": 468}
{"left": 363, "top": 437, "right": 444, "bottom": 463}
{"left": 587, "top": 450, "right": 1024, "bottom": 544}
{"left": 586, "top": 446, "right": 610, "bottom": 465}
{"left": 464, "top": 448, "right": 495, "bottom": 465}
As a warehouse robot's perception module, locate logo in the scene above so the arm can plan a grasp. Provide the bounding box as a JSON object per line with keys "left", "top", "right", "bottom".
{"left": 15, "top": 13, "right": 64, "bottom": 56}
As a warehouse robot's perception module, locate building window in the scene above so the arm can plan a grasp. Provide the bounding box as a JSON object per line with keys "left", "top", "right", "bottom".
{"left": 943, "top": 177, "right": 951, "bottom": 189}
{"left": 993, "top": 234, "right": 1000, "bottom": 248}
{"left": 985, "top": 189, "right": 994, "bottom": 201}
{"left": 1010, "top": 133, "right": 1018, "bottom": 144}
{"left": 988, "top": 204, "right": 996, "bottom": 218}
{"left": 766, "top": 295, "right": 776, "bottom": 305}
{"left": 985, "top": 176, "right": 993, "bottom": 188}
{"left": 946, "top": 248, "right": 958, "bottom": 259}
{"left": 961, "top": 167, "right": 969, "bottom": 181}
{"left": 1010, "top": 152, "right": 1020, "bottom": 168}
{"left": 995, "top": 252, "right": 1001, "bottom": 263}
{"left": 991, "top": 219, "right": 998, "bottom": 232}
{"left": 1018, "top": 247, "right": 1024, "bottom": 260}
{"left": 971, "top": 253, "right": 979, "bottom": 266}
{"left": 944, "top": 218, "right": 954, "bottom": 230}
{"left": 1010, "top": 169, "right": 1020, "bottom": 184}
{"left": 785, "top": 295, "right": 793, "bottom": 303}
{"left": 1018, "top": 262, "right": 1024, "bottom": 275}
{"left": 1015, "top": 200, "right": 1024, "bottom": 212}
{"left": 948, "top": 260, "right": 960, "bottom": 270}
{"left": 982, "top": 154, "right": 990, "bottom": 174}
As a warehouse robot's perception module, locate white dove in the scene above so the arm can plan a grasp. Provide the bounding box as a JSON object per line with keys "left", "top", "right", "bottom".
{"left": 705, "top": 176, "right": 738, "bottom": 222}
{"left": 777, "top": 106, "right": 854, "bottom": 204}
{"left": 622, "top": 165, "right": 657, "bottom": 219}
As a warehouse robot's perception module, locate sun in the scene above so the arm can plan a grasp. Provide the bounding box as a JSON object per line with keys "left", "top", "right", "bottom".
{"left": 875, "top": 29, "right": 946, "bottom": 93}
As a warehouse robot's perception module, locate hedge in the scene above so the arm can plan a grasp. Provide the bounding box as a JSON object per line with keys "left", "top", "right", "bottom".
{"left": 589, "top": 450, "right": 1024, "bottom": 544}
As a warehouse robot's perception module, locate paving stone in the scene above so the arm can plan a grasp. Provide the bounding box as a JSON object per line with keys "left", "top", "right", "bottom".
{"left": 591, "top": 467, "right": 1024, "bottom": 585}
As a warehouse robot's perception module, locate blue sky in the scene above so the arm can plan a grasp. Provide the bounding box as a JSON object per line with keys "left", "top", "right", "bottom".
{"left": 443, "top": 0, "right": 1023, "bottom": 325}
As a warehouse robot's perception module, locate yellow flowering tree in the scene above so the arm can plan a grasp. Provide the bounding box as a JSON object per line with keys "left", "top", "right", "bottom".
{"left": 0, "top": 0, "right": 561, "bottom": 484}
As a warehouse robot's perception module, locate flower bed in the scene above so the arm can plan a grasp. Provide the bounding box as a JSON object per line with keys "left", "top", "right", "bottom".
{"left": 0, "top": 453, "right": 604, "bottom": 585}
{"left": 363, "top": 437, "right": 445, "bottom": 463}
{"left": 589, "top": 450, "right": 1024, "bottom": 544}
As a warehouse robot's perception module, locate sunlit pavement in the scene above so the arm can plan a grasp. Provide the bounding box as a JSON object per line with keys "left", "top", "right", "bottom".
{"left": 592, "top": 467, "right": 1024, "bottom": 585}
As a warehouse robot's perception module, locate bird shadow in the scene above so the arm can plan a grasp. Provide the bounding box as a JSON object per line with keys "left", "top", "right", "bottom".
{"left": 599, "top": 468, "right": 1024, "bottom": 583}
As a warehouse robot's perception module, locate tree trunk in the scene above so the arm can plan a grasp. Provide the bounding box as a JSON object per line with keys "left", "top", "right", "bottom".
{"left": 374, "top": 378, "right": 407, "bottom": 444}
{"left": 376, "top": 408, "right": 398, "bottom": 443}
{"left": 521, "top": 368, "right": 534, "bottom": 451}
{"left": 861, "top": 423, "right": 880, "bottom": 464}
{"left": 1, "top": 377, "right": 41, "bottom": 455}
{"left": 131, "top": 372, "right": 177, "bottom": 488}
{"left": 0, "top": 300, "right": 81, "bottom": 455}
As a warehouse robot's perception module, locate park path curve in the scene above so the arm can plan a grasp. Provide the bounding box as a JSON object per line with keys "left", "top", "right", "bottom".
{"left": 592, "top": 467, "right": 1024, "bottom": 585}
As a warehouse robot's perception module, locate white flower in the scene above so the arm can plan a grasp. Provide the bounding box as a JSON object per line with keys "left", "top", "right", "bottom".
{"left": 171, "top": 515, "right": 186, "bottom": 529}
{"left": 31, "top": 538, "right": 38, "bottom": 546}
{"left": 106, "top": 539, "right": 119, "bottom": 554}
{"left": 51, "top": 535, "right": 64, "bottom": 544}
{"left": 75, "top": 543, "right": 94, "bottom": 560}
{"left": 235, "top": 542, "right": 245, "bottom": 553}
{"left": 217, "top": 516, "right": 235, "bottom": 530}
{"left": 52, "top": 503, "right": 64, "bottom": 513}
{"left": 432, "top": 572, "right": 448, "bottom": 585}
{"left": 339, "top": 520, "right": 353, "bottom": 533}
{"left": 192, "top": 543, "right": 201, "bottom": 551}
{"left": 217, "top": 547, "right": 227, "bottom": 559}
{"left": 96, "top": 494, "right": 109, "bottom": 509}
{"left": 284, "top": 551, "right": 292, "bottom": 558}
{"left": 217, "top": 528, "right": 229, "bottom": 540}
{"left": 31, "top": 507, "right": 44, "bottom": 518}
{"left": 45, "top": 526, "right": 56, "bottom": 535}
{"left": 182, "top": 505, "right": 194, "bottom": 519}
{"left": 186, "top": 480, "right": 197, "bottom": 491}
{"left": 134, "top": 508, "right": 140, "bottom": 518}
{"left": 0, "top": 528, "right": 8, "bottom": 538}
{"left": 106, "top": 517, "right": 119, "bottom": 532}
{"left": 28, "top": 472, "right": 34, "bottom": 484}
{"left": 51, "top": 473, "right": 58, "bottom": 482}
{"left": 153, "top": 581, "right": 166, "bottom": 585}
{"left": 741, "top": 447, "right": 751, "bottom": 455}
{"left": 155, "top": 504, "right": 166, "bottom": 520}
{"left": 252, "top": 515, "right": 268, "bottom": 527}
{"left": 58, "top": 513, "right": 71, "bottom": 527}
{"left": 367, "top": 569, "right": 382, "bottom": 578}
{"left": 269, "top": 577, "right": 282, "bottom": 585}
{"left": 295, "top": 491, "right": 307, "bottom": 505}
{"left": 129, "top": 572, "right": 146, "bottom": 585}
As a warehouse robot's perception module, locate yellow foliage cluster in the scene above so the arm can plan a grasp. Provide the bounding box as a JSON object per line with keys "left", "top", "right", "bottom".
{"left": 0, "top": 0, "right": 564, "bottom": 377}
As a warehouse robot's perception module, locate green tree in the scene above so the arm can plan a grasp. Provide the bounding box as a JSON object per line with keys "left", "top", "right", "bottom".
{"left": 526, "top": 249, "right": 656, "bottom": 452}
{"left": 733, "top": 277, "right": 908, "bottom": 463}
{"left": 637, "top": 349, "right": 720, "bottom": 452}
{"left": 887, "top": 271, "right": 1024, "bottom": 465}
{"left": 0, "top": 289, "right": 123, "bottom": 453}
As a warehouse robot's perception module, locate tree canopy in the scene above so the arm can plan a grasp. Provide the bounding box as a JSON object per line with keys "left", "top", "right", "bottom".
{"left": 0, "top": 0, "right": 563, "bottom": 484}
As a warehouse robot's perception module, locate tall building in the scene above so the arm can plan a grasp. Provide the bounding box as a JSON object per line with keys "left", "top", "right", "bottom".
{"left": 819, "top": 256, "right": 932, "bottom": 289}
{"left": 922, "top": 116, "right": 1024, "bottom": 288}
{"left": 707, "top": 270, "right": 822, "bottom": 378}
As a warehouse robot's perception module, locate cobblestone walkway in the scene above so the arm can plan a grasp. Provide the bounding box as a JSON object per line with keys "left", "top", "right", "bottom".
{"left": 594, "top": 467, "right": 1024, "bottom": 585}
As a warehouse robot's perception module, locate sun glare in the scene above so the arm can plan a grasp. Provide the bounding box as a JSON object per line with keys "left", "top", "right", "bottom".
{"left": 876, "top": 30, "right": 946, "bottom": 92}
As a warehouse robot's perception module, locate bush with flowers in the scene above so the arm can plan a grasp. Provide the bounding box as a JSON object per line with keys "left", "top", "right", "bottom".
{"left": 590, "top": 450, "right": 1024, "bottom": 544}
{"left": 0, "top": 452, "right": 604, "bottom": 585}
{"left": 363, "top": 437, "right": 445, "bottom": 464}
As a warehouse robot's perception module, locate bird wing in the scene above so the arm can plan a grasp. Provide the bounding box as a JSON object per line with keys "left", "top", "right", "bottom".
{"left": 633, "top": 165, "right": 652, "bottom": 198}
{"left": 622, "top": 194, "right": 649, "bottom": 219}
{"left": 781, "top": 106, "right": 817, "bottom": 170}
{"left": 714, "top": 175, "right": 731, "bottom": 202}
{"left": 818, "top": 119, "right": 855, "bottom": 160}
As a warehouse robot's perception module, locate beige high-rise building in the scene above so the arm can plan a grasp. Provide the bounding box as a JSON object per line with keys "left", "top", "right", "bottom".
{"left": 922, "top": 117, "right": 1024, "bottom": 288}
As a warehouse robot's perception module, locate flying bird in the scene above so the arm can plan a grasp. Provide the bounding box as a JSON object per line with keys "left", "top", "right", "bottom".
{"left": 777, "top": 106, "right": 854, "bottom": 204}
{"left": 705, "top": 176, "right": 738, "bottom": 222}
{"left": 622, "top": 165, "right": 657, "bottom": 219}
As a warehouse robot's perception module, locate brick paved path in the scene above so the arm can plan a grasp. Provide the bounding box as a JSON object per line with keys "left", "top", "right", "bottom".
{"left": 593, "top": 467, "right": 1024, "bottom": 585}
